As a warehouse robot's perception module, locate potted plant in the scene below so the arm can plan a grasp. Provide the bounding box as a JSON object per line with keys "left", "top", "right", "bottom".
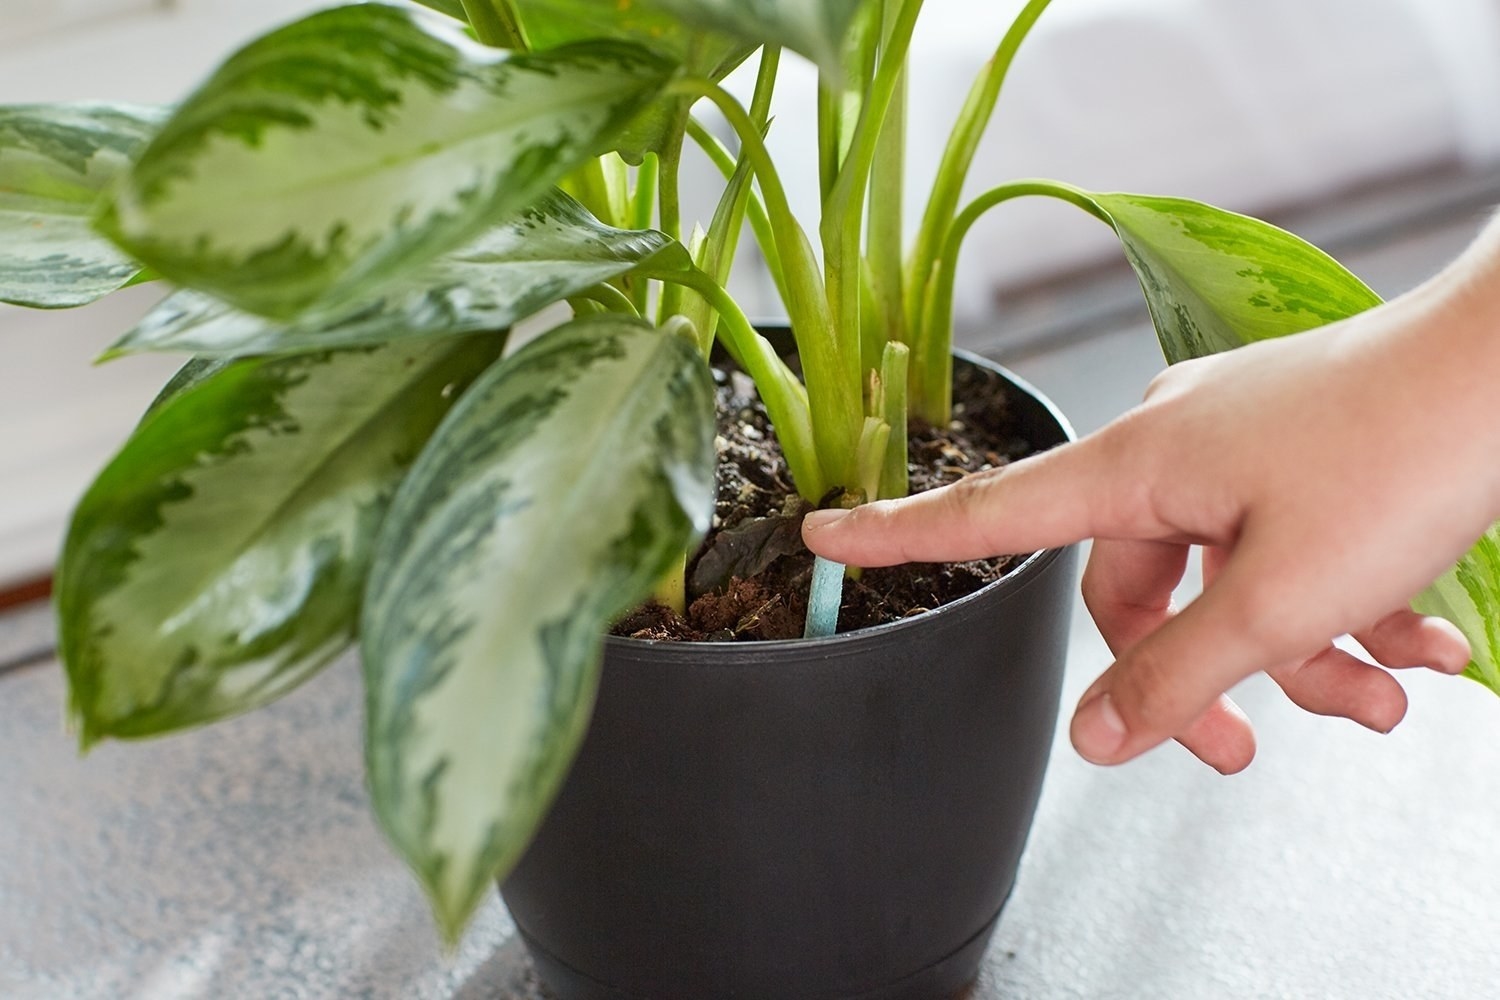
{"left": 6, "top": 0, "right": 1499, "bottom": 997}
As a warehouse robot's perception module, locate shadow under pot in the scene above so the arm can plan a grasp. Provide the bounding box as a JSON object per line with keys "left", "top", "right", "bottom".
{"left": 501, "top": 349, "right": 1079, "bottom": 1000}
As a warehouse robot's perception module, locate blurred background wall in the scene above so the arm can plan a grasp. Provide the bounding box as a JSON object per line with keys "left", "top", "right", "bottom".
{"left": 4, "top": 0, "right": 1500, "bottom": 588}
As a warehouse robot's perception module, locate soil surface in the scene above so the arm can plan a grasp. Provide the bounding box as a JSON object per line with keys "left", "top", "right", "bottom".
{"left": 612, "top": 361, "right": 1037, "bottom": 642}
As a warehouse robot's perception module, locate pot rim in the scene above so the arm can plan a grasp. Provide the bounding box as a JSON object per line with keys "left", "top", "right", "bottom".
{"left": 604, "top": 350, "right": 1078, "bottom": 660}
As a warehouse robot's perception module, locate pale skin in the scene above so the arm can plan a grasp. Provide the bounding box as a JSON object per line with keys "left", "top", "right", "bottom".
{"left": 803, "top": 216, "right": 1500, "bottom": 774}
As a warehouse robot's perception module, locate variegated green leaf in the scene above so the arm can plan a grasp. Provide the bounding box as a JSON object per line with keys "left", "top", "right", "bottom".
{"left": 635, "top": 0, "right": 868, "bottom": 77}
{"left": 0, "top": 103, "right": 163, "bottom": 308}
{"left": 514, "top": 0, "right": 753, "bottom": 160}
{"left": 1411, "top": 532, "right": 1500, "bottom": 692}
{"left": 1076, "top": 191, "right": 1383, "bottom": 364}
{"left": 363, "top": 315, "right": 716, "bottom": 940}
{"left": 57, "top": 335, "right": 506, "bottom": 746}
{"left": 95, "top": 4, "right": 672, "bottom": 321}
{"left": 108, "top": 190, "right": 677, "bottom": 358}
{"left": 1069, "top": 186, "right": 1500, "bottom": 695}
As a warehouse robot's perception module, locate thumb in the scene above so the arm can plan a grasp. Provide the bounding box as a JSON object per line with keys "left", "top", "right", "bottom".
{"left": 1070, "top": 548, "right": 1301, "bottom": 765}
{"left": 802, "top": 430, "right": 1135, "bottom": 567}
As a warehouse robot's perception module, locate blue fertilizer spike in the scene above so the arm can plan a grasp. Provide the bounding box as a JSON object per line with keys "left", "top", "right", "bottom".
{"left": 803, "top": 556, "right": 845, "bottom": 639}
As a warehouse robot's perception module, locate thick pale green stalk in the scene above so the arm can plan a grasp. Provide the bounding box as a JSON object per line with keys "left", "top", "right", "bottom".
{"left": 667, "top": 78, "right": 861, "bottom": 492}
{"left": 458, "top": 0, "right": 527, "bottom": 47}
{"left": 656, "top": 121, "right": 688, "bottom": 320}
{"left": 855, "top": 416, "right": 891, "bottom": 505}
{"left": 662, "top": 266, "right": 825, "bottom": 499}
{"left": 866, "top": 0, "right": 909, "bottom": 356}
{"left": 906, "top": 0, "right": 1055, "bottom": 343}
{"left": 878, "top": 341, "right": 909, "bottom": 499}
{"left": 630, "top": 153, "right": 660, "bottom": 231}
{"left": 575, "top": 281, "right": 640, "bottom": 316}
{"left": 684, "top": 117, "right": 785, "bottom": 301}
{"left": 678, "top": 47, "right": 783, "bottom": 339}
{"left": 822, "top": 0, "right": 923, "bottom": 359}
{"left": 916, "top": 178, "right": 1096, "bottom": 419}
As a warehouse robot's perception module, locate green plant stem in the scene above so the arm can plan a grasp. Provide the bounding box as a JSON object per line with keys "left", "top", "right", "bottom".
{"left": 657, "top": 266, "right": 826, "bottom": 499}
{"left": 566, "top": 158, "right": 622, "bottom": 229}
{"left": 914, "top": 178, "right": 1102, "bottom": 419}
{"left": 878, "top": 341, "right": 909, "bottom": 499}
{"left": 575, "top": 281, "right": 641, "bottom": 317}
{"left": 656, "top": 123, "right": 687, "bottom": 322}
{"left": 458, "top": 0, "right": 526, "bottom": 48}
{"left": 854, "top": 416, "right": 891, "bottom": 505}
{"left": 683, "top": 117, "right": 787, "bottom": 304}
{"left": 631, "top": 153, "right": 659, "bottom": 232}
{"left": 866, "top": 0, "right": 908, "bottom": 359}
{"left": 906, "top": 0, "right": 1055, "bottom": 346}
{"left": 680, "top": 45, "right": 785, "bottom": 341}
{"left": 822, "top": 0, "right": 923, "bottom": 358}
{"left": 818, "top": 83, "right": 843, "bottom": 205}
{"left": 667, "top": 77, "right": 860, "bottom": 493}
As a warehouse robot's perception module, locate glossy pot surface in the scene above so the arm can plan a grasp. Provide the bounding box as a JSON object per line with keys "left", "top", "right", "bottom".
{"left": 502, "top": 353, "right": 1078, "bottom": 1000}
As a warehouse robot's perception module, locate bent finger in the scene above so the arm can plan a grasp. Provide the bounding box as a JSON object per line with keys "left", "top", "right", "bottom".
{"left": 1173, "top": 695, "right": 1257, "bottom": 775}
{"left": 1268, "top": 646, "right": 1409, "bottom": 734}
{"left": 1083, "top": 539, "right": 1191, "bottom": 655}
{"left": 1353, "top": 610, "right": 1470, "bottom": 674}
{"left": 1069, "top": 543, "right": 1317, "bottom": 766}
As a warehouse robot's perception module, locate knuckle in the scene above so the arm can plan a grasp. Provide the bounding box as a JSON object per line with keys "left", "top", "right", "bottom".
{"left": 1111, "top": 649, "right": 1183, "bottom": 734}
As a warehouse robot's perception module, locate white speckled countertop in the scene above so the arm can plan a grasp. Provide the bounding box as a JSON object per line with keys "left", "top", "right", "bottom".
{"left": 4, "top": 582, "right": 1500, "bottom": 999}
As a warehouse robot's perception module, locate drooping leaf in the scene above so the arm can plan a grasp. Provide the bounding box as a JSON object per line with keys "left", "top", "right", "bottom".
{"left": 1078, "top": 191, "right": 1383, "bottom": 364}
{"left": 95, "top": 4, "right": 672, "bottom": 321}
{"left": 0, "top": 103, "right": 164, "bottom": 308}
{"left": 514, "top": 0, "right": 753, "bottom": 161}
{"left": 362, "top": 315, "right": 716, "bottom": 940}
{"left": 109, "top": 190, "right": 678, "bottom": 358}
{"left": 1069, "top": 187, "right": 1500, "bottom": 694}
{"left": 633, "top": 0, "right": 869, "bottom": 77}
{"left": 57, "top": 335, "right": 506, "bottom": 746}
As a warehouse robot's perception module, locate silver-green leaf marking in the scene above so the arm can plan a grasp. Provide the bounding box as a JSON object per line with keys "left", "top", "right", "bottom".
{"left": 57, "top": 334, "right": 507, "bottom": 746}
{"left": 0, "top": 103, "right": 163, "bottom": 308}
{"left": 1079, "top": 191, "right": 1383, "bottom": 364}
{"left": 362, "top": 315, "right": 716, "bottom": 941}
{"left": 108, "top": 190, "right": 678, "bottom": 358}
{"left": 1064, "top": 185, "right": 1500, "bottom": 695}
{"left": 95, "top": 4, "right": 672, "bottom": 320}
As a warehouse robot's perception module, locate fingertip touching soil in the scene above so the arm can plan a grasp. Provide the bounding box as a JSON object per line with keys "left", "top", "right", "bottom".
{"left": 611, "top": 361, "right": 1036, "bottom": 642}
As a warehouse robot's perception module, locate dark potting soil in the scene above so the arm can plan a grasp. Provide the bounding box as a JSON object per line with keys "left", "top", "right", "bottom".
{"left": 611, "top": 361, "right": 1037, "bottom": 642}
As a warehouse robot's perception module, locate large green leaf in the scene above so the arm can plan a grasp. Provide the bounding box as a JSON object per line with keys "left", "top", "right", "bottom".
{"left": 635, "top": 0, "right": 868, "bottom": 77}
{"left": 515, "top": 0, "right": 753, "bottom": 161}
{"left": 57, "top": 335, "right": 506, "bottom": 747}
{"left": 362, "top": 315, "right": 716, "bottom": 940}
{"left": 1067, "top": 186, "right": 1499, "bottom": 693}
{"left": 1080, "top": 192, "right": 1383, "bottom": 364}
{"left": 0, "top": 103, "right": 163, "bottom": 308}
{"left": 108, "top": 190, "right": 678, "bottom": 358}
{"left": 95, "top": 4, "right": 671, "bottom": 321}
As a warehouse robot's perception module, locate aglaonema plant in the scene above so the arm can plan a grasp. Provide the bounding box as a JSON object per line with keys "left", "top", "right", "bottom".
{"left": 4, "top": 0, "right": 1497, "bottom": 941}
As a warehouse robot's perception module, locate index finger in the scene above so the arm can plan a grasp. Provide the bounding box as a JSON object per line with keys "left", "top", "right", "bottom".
{"left": 802, "top": 429, "right": 1156, "bottom": 567}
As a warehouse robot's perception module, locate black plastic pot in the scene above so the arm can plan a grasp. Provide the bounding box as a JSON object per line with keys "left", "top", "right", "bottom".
{"left": 501, "top": 352, "right": 1078, "bottom": 1000}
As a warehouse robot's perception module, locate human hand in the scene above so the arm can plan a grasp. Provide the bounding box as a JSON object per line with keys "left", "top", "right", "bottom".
{"left": 803, "top": 283, "right": 1498, "bottom": 773}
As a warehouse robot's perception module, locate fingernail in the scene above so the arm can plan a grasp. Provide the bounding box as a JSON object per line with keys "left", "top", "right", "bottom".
{"left": 804, "top": 509, "right": 852, "bottom": 531}
{"left": 1071, "top": 692, "right": 1129, "bottom": 764}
